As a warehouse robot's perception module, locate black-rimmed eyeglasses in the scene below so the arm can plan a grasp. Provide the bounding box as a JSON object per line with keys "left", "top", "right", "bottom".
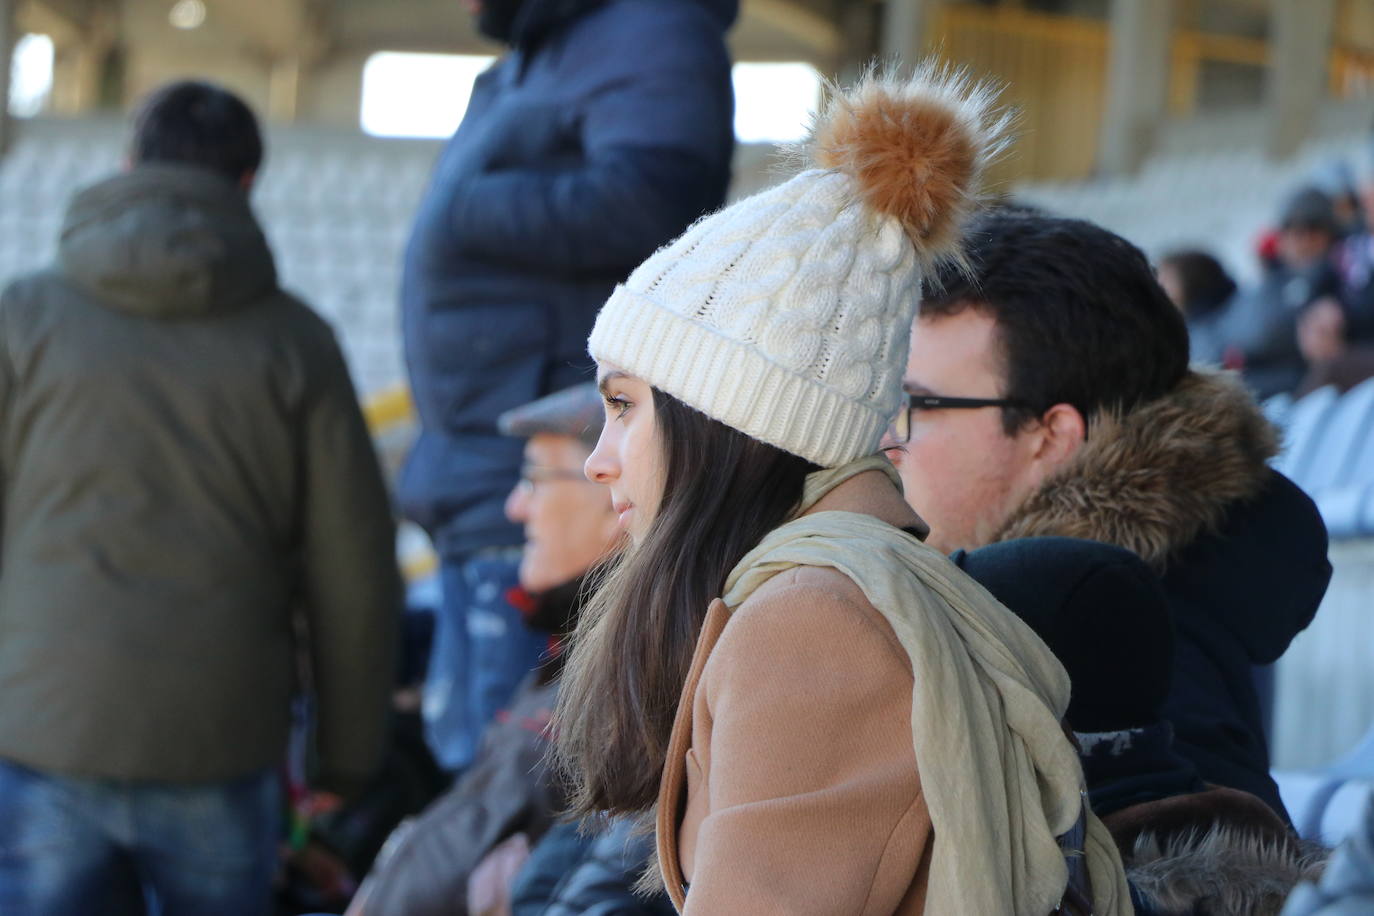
{"left": 885, "top": 392, "right": 1031, "bottom": 444}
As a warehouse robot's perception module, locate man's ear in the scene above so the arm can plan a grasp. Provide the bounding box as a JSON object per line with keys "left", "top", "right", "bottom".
{"left": 1030, "top": 403, "right": 1086, "bottom": 470}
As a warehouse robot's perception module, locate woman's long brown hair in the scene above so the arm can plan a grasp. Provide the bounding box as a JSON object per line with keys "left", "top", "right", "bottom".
{"left": 553, "top": 389, "right": 817, "bottom": 817}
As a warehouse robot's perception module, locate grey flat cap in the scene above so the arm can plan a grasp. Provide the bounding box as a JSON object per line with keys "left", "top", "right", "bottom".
{"left": 497, "top": 382, "right": 604, "bottom": 448}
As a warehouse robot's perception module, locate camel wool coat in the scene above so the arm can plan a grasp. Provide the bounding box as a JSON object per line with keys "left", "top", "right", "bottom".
{"left": 656, "top": 470, "right": 934, "bottom": 914}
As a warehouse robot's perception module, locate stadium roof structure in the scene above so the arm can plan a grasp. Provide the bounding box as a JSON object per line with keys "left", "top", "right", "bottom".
{"left": 2, "top": 0, "right": 1372, "bottom": 181}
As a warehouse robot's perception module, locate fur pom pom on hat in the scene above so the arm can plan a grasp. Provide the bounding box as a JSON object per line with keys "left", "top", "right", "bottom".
{"left": 809, "top": 63, "right": 1010, "bottom": 257}
{"left": 588, "top": 64, "right": 1010, "bottom": 467}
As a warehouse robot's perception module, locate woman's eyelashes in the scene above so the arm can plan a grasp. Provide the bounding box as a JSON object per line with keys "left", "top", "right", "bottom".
{"left": 604, "top": 394, "right": 632, "bottom": 419}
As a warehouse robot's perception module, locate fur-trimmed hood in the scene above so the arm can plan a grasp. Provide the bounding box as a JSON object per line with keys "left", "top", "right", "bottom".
{"left": 990, "top": 368, "right": 1330, "bottom": 816}
{"left": 1106, "top": 787, "right": 1328, "bottom": 915}
{"left": 1127, "top": 826, "right": 1327, "bottom": 915}
{"left": 992, "top": 369, "right": 1278, "bottom": 569}
{"left": 1125, "top": 823, "right": 1327, "bottom": 916}
{"left": 991, "top": 369, "right": 1329, "bottom": 672}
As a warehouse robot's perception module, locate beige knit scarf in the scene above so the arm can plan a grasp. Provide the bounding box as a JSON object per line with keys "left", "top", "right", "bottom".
{"left": 721, "top": 456, "right": 1131, "bottom": 916}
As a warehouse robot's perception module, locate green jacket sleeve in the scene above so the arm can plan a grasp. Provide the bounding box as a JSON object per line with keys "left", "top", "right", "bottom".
{"left": 298, "top": 328, "right": 403, "bottom": 797}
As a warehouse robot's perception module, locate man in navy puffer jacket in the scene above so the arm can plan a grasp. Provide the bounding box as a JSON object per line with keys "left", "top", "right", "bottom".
{"left": 399, "top": 0, "right": 736, "bottom": 771}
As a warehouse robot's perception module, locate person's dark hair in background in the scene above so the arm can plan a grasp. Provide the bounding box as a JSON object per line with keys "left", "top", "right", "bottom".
{"left": 130, "top": 80, "right": 264, "bottom": 183}
{"left": 1157, "top": 250, "right": 1237, "bottom": 319}
{"left": 1157, "top": 249, "right": 1243, "bottom": 367}
{"left": 921, "top": 213, "right": 1190, "bottom": 434}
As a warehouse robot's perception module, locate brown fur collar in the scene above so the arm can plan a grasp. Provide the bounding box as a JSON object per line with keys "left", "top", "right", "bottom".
{"left": 1103, "top": 786, "right": 1292, "bottom": 859}
{"left": 991, "top": 370, "right": 1279, "bottom": 570}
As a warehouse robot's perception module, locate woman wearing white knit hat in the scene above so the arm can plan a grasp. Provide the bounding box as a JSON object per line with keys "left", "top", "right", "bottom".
{"left": 553, "top": 67, "right": 1131, "bottom": 915}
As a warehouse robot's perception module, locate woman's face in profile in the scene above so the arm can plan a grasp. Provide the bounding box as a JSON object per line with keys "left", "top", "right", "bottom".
{"left": 584, "top": 364, "right": 665, "bottom": 544}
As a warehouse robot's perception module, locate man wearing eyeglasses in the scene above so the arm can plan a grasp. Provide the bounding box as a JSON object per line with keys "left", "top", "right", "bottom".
{"left": 348, "top": 383, "right": 655, "bottom": 916}
{"left": 887, "top": 210, "right": 1331, "bottom": 825}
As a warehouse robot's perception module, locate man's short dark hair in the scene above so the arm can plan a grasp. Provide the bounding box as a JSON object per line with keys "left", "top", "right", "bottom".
{"left": 130, "top": 81, "right": 263, "bottom": 182}
{"left": 921, "top": 212, "right": 1190, "bottom": 434}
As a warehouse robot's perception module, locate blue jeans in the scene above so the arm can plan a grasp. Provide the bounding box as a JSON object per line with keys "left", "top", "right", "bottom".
{"left": 0, "top": 760, "right": 279, "bottom": 916}
{"left": 421, "top": 547, "right": 548, "bottom": 772}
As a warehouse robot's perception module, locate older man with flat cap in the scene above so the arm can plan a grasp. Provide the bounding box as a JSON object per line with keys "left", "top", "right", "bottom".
{"left": 350, "top": 383, "right": 621, "bottom": 916}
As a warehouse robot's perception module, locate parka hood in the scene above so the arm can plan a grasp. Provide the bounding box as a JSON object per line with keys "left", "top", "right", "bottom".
{"left": 990, "top": 369, "right": 1328, "bottom": 663}
{"left": 1123, "top": 815, "right": 1327, "bottom": 916}
{"left": 59, "top": 164, "right": 277, "bottom": 319}
{"left": 1162, "top": 470, "right": 1329, "bottom": 664}
{"left": 992, "top": 369, "right": 1278, "bottom": 568}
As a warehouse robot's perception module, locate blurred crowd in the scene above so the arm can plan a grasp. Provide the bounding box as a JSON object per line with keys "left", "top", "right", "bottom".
{"left": 1159, "top": 148, "right": 1374, "bottom": 402}
{"left": 1, "top": 0, "right": 1372, "bottom": 913}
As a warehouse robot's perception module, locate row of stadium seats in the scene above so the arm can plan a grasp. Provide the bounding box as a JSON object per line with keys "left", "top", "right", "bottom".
{"left": 1268, "top": 379, "right": 1374, "bottom": 539}
{"left": 1016, "top": 100, "right": 1372, "bottom": 286}
{"left": 0, "top": 117, "right": 442, "bottom": 397}
{"left": 1268, "top": 381, "right": 1374, "bottom": 831}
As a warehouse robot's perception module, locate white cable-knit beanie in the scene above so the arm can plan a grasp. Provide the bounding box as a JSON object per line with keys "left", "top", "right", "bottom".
{"left": 589, "top": 65, "right": 1010, "bottom": 467}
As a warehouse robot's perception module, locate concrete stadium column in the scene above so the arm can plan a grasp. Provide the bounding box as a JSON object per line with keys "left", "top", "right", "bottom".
{"left": 269, "top": 57, "right": 303, "bottom": 123}
{"left": 51, "top": 36, "right": 112, "bottom": 114}
{"left": 837, "top": 0, "right": 879, "bottom": 85}
{"left": 1097, "top": 0, "right": 1174, "bottom": 177}
{"left": 882, "top": 0, "right": 943, "bottom": 69}
{"left": 1267, "top": 0, "right": 1336, "bottom": 160}
{"left": 47, "top": 4, "right": 118, "bottom": 115}
{"left": 0, "top": 0, "right": 14, "bottom": 156}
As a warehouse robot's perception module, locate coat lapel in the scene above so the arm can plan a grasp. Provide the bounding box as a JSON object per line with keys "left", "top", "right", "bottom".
{"left": 656, "top": 598, "right": 732, "bottom": 911}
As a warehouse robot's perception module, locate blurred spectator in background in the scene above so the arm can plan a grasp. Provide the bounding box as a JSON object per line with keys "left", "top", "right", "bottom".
{"left": 1156, "top": 249, "right": 1238, "bottom": 363}
{"left": 1310, "top": 158, "right": 1363, "bottom": 239}
{"left": 891, "top": 211, "right": 1330, "bottom": 824}
{"left": 1220, "top": 187, "right": 1343, "bottom": 398}
{"left": 1299, "top": 156, "right": 1374, "bottom": 396}
{"left": 0, "top": 81, "right": 400, "bottom": 916}
{"left": 398, "top": 0, "right": 738, "bottom": 776}
{"left": 351, "top": 383, "right": 632, "bottom": 916}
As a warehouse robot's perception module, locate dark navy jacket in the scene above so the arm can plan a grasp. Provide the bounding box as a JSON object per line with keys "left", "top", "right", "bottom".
{"left": 399, "top": 0, "right": 737, "bottom": 555}
{"left": 1161, "top": 471, "right": 1330, "bottom": 819}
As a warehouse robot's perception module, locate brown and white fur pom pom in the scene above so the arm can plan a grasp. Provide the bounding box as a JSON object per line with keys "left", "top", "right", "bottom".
{"left": 808, "top": 61, "right": 1012, "bottom": 264}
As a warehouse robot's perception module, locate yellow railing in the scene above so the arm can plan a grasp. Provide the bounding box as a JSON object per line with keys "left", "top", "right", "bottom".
{"left": 1332, "top": 45, "right": 1374, "bottom": 99}
{"left": 362, "top": 384, "right": 438, "bottom": 583}
{"left": 363, "top": 384, "right": 415, "bottom": 430}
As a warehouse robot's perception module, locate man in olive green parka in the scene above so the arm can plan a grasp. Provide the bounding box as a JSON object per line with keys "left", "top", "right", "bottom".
{"left": 0, "top": 82, "right": 400, "bottom": 916}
